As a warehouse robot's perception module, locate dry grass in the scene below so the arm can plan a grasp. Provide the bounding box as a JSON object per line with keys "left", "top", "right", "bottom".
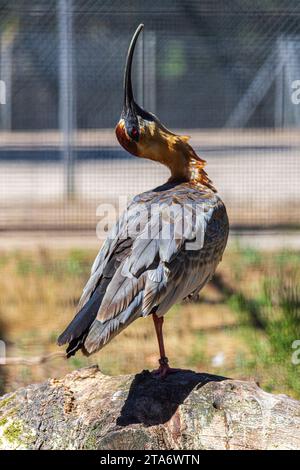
{"left": 0, "top": 245, "right": 300, "bottom": 398}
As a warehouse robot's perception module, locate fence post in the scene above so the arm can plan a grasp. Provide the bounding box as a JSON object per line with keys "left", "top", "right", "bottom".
{"left": 136, "top": 30, "right": 156, "bottom": 114}
{"left": 144, "top": 31, "right": 156, "bottom": 114}
{"left": 0, "top": 23, "right": 16, "bottom": 130}
{"left": 58, "top": 0, "right": 76, "bottom": 199}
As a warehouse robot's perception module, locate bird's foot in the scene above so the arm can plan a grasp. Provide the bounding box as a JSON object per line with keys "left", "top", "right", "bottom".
{"left": 151, "top": 357, "right": 181, "bottom": 379}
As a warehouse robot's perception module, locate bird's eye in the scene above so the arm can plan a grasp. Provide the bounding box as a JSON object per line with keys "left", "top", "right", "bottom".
{"left": 131, "top": 128, "right": 138, "bottom": 138}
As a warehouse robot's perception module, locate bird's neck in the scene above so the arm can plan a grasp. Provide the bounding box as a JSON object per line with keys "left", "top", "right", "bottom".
{"left": 167, "top": 152, "right": 214, "bottom": 190}
{"left": 140, "top": 125, "right": 216, "bottom": 191}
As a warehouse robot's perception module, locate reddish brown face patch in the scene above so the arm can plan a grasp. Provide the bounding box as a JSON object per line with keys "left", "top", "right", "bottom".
{"left": 115, "top": 122, "right": 139, "bottom": 156}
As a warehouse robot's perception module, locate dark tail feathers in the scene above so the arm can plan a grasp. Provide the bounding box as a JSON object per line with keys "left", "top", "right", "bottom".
{"left": 57, "top": 290, "right": 102, "bottom": 357}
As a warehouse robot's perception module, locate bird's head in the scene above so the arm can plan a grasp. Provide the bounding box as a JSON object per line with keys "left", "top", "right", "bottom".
{"left": 115, "top": 24, "right": 156, "bottom": 158}
{"left": 115, "top": 24, "right": 215, "bottom": 190}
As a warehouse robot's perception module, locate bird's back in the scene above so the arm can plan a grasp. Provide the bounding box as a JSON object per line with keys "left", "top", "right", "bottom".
{"left": 58, "top": 181, "right": 228, "bottom": 357}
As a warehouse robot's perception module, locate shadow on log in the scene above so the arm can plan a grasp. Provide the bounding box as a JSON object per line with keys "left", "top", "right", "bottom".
{"left": 0, "top": 365, "right": 300, "bottom": 450}
{"left": 117, "top": 369, "right": 224, "bottom": 427}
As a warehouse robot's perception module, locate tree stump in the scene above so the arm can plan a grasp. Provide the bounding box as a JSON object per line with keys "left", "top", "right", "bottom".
{"left": 0, "top": 365, "right": 300, "bottom": 450}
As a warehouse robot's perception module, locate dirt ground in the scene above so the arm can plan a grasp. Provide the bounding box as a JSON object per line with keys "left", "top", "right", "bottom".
{"left": 0, "top": 230, "right": 300, "bottom": 251}
{"left": 0, "top": 128, "right": 300, "bottom": 229}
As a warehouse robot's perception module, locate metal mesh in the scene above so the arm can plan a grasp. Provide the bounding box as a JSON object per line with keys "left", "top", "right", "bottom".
{"left": 0, "top": 0, "right": 300, "bottom": 231}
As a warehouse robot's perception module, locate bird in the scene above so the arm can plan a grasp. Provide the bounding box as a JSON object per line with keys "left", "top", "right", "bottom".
{"left": 58, "top": 24, "right": 229, "bottom": 377}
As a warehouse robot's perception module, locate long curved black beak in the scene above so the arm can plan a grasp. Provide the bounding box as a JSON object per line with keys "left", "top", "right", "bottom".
{"left": 123, "top": 24, "right": 144, "bottom": 110}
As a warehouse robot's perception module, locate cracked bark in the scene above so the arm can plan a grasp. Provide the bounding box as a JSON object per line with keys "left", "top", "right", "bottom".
{"left": 0, "top": 365, "right": 300, "bottom": 450}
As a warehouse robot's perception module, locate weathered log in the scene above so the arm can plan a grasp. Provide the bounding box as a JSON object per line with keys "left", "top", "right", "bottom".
{"left": 0, "top": 365, "right": 300, "bottom": 450}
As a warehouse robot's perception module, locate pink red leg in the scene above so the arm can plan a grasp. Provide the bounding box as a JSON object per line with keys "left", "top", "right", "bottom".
{"left": 151, "top": 313, "right": 181, "bottom": 378}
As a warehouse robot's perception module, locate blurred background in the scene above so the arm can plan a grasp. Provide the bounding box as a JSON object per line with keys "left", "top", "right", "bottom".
{"left": 0, "top": 0, "right": 300, "bottom": 398}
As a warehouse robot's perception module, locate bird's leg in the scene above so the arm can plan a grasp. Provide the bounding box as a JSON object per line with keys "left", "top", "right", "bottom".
{"left": 152, "top": 313, "right": 168, "bottom": 371}
{"left": 151, "top": 313, "right": 180, "bottom": 378}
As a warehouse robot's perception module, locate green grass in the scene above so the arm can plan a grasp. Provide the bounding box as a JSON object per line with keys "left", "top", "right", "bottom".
{"left": 224, "top": 247, "right": 300, "bottom": 397}
{"left": 0, "top": 244, "right": 300, "bottom": 398}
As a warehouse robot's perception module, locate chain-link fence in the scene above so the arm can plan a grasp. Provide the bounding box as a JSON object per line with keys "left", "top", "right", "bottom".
{"left": 1, "top": 0, "right": 300, "bottom": 231}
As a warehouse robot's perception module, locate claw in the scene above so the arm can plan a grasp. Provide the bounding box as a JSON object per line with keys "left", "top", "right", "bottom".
{"left": 151, "top": 365, "right": 181, "bottom": 379}
{"left": 151, "top": 356, "right": 181, "bottom": 379}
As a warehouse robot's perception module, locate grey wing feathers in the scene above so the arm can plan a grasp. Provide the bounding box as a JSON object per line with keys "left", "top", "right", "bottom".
{"left": 58, "top": 184, "right": 228, "bottom": 357}
{"left": 84, "top": 291, "right": 144, "bottom": 354}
